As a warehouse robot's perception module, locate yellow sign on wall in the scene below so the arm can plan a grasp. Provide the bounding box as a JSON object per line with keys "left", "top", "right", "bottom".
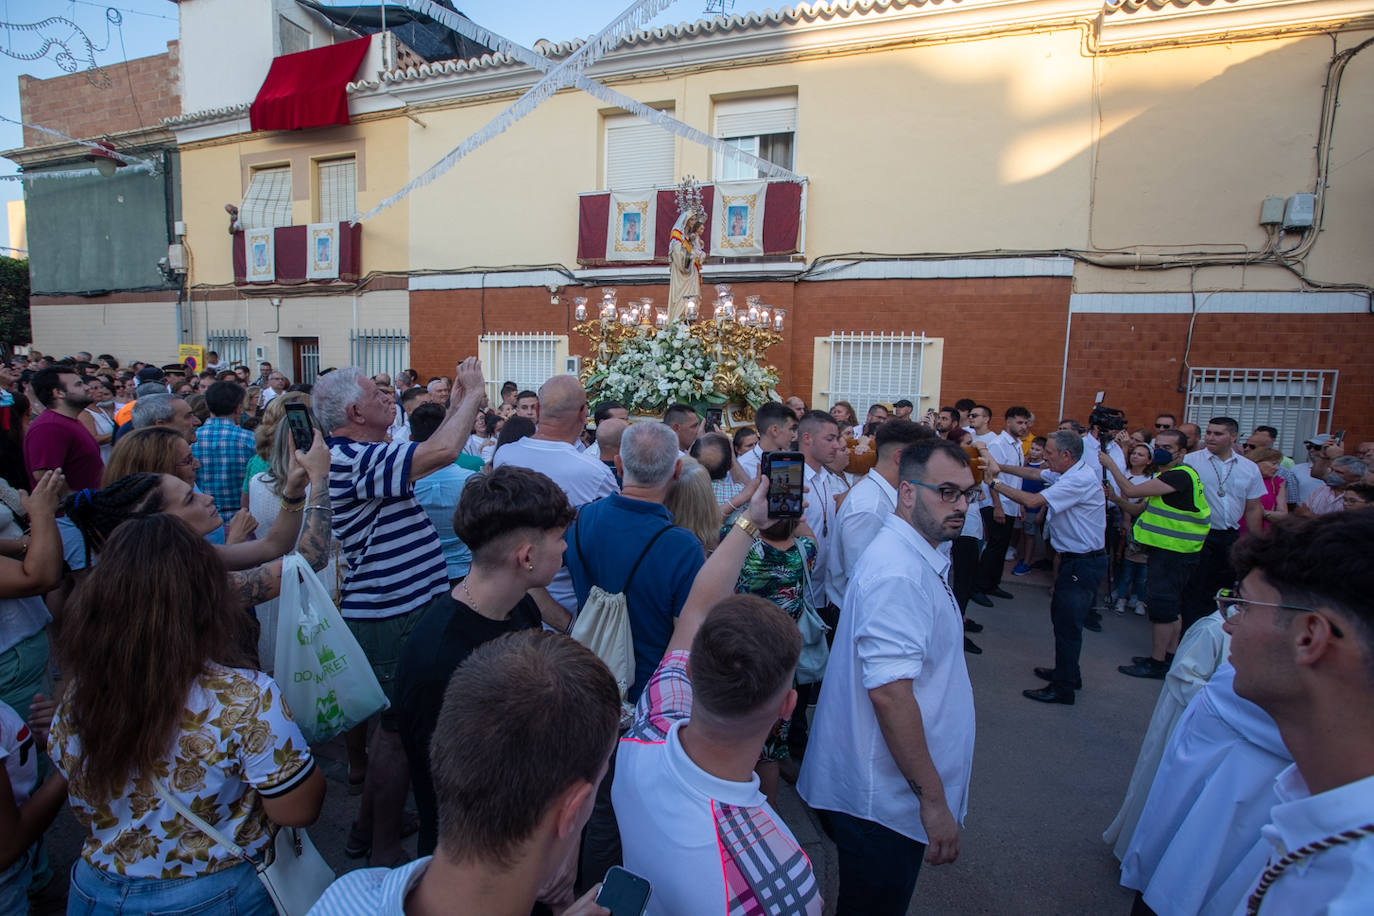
{"left": 178, "top": 344, "right": 205, "bottom": 373}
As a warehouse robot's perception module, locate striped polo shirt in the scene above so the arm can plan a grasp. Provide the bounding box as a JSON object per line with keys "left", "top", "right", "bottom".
{"left": 327, "top": 437, "right": 448, "bottom": 620}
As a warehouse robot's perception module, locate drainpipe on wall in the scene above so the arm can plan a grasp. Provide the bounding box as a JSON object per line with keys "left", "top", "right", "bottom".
{"left": 1057, "top": 307, "right": 1072, "bottom": 423}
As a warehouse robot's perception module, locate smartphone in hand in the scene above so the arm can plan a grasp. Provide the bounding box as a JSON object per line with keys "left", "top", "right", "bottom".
{"left": 760, "top": 450, "right": 805, "bottom": 519}
{"left": 283, "top": 403, "right": 315, "bottom": 452}
{"left": 596, "top": 866, "right": 651, "bottom": 916}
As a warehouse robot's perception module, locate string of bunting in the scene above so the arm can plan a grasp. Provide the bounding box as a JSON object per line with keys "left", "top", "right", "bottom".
{"left": 354, "top": 0, "right": 801, "bottom": 223}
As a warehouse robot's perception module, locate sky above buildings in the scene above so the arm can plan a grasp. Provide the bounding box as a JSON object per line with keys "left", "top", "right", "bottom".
{"left": 0, "top": 0, "right": 764, "bottom": 254}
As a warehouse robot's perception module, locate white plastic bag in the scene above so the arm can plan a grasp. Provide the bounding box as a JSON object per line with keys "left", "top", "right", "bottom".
{"left": 274, "top": 553, "right": 388, "bottom": 744}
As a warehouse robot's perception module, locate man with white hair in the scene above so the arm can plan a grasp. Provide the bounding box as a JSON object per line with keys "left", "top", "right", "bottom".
{"left": 312, "top": 357, "right": 486, "bottom": 869}
{"left": 563, "top": 420, "right": 707, "bottom": 889}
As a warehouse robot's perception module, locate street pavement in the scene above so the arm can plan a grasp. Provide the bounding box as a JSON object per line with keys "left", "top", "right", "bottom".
{"left": 34, "top": 570, "right": 1165, "bottom": 915}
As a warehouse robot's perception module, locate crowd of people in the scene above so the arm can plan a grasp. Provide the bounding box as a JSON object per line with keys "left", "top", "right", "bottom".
{"left": 0, "top": 345, "right": 1371, "bottom": 915}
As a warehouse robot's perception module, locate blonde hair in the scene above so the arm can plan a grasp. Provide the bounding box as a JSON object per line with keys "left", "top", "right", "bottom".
{"left": 664, "top": 457, "right": 719, "bottom": 555}
{"left": 1247, "top": 446, "right": 1282, "bottom": 466}
{"left": 254, "top": 391, "right": 310, "bottom": 459}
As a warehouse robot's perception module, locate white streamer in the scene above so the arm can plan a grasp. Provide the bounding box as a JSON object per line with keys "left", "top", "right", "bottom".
{"left": 354, "top": 0, "right": 800, "bottom": 223}
{"left": 0, "top": 113, "right": 160, "bottom": 169}
{"left": 2, "top": 158, "right": 159, "bottom": 181}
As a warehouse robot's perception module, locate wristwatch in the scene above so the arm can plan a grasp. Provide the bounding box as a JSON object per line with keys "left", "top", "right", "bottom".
{"left": 733, "top": 515, "right": 760, "bottom": 538}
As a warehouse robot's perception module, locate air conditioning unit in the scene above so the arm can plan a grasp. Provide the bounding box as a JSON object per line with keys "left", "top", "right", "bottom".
{"left": 167, "top": 243, "right": 187, "bottom": 272}
{"left": 565, "top": 356, "right": 582, "bottom": 376}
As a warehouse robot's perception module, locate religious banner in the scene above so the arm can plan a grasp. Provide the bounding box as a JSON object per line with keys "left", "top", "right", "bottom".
{"left": 711, "top": 180, "right": 766, "bottom": 258}
{"left": 307, "top": 222, "right": 341, "bottom": 280}
{"left": 246, "top": 228, "right": 276, "bottom": 283}
{"left": 605, "top": 191, "right": 656, "bottom": 262}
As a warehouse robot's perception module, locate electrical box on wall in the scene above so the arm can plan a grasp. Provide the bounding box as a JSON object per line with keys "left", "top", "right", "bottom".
{"left": 1282, "top": 193, "right": 1315, "bottom": 229}
{"left": 255, "top": 346, "right": 266, "bottom": 361}
{"left": 565, "top": 356, "right": 581, "bottom": 376}
{"left": 167, "top": 244, "right": 187, "bottom": 272}
{"left": 1259, "top": 197, "right": 1285, "bottom": 226}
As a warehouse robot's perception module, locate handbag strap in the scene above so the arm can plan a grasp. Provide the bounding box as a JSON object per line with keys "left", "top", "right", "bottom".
{"left": 153, "top": 780, "right": 253, "bottom": 865}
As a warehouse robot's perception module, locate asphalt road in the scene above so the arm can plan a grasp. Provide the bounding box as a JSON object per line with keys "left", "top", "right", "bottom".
{"left": 33, "top": 570, "right": 1163, "bottom": 915}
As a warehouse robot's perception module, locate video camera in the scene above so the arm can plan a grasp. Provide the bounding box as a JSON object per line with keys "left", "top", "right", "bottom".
{"left": 1089, "top": 404, "right": 1127, "bottom": 450}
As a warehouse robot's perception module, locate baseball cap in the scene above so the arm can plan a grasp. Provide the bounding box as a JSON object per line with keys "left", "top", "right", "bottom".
{"left": 894, "top": 399, "right": 914, "bottom": 409}
{"left": 135, "top": 366, "right": 166, "bottom": 383}
{"left": 1304, "top": 434, "right": 1331, "bottom": 447}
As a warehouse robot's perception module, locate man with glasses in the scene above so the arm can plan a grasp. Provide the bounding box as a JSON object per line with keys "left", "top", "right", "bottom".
{"left": 1153, "top": 413, "right": 1177, "bottom": 433}
{"left": 800, "top": 439, "right": 976, "bottom": 913}
{"left": 1215, "top": 512, "right": 1374, "bottom": 914}
{"left": 1097, "top": 429, "right": 1211, "bottom": 679}
{"left": 985, "top": 430, "right": 1107, "bottom": 705}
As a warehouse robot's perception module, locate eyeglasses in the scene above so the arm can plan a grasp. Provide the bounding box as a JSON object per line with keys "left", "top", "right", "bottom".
{"left": 905, "top": 480, "right": 981, "bottom": 504}
{"left": 1154, "top": 423, "right": 1172, "bottom": 429}
{"left": 1214, "top": 588, "right": 1343, "bottom": 637}
{"left": 1241, "top": 442, "right": 1257, "bottom": 450}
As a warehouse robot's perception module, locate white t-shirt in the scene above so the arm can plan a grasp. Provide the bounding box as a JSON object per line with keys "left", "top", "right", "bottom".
{"left": 801, "top": 462, "right": 841, "bottom": 607}
{"left": 0, "top": 700, "right": 36, "bottom": 809}
{"left": 987, "top": 430, "right": 1024, "bottom": 517}
{"left": 825, "top": 471, "right": 897, "bottom": 607}
{"left": 1184, "top": 450, "right": 1266, "bottom": 530}
{"left": 799, "top": 514, "right": 975, "bottom": 843}
{"left": 614, "top": 651, "right": 822, "bottom": 915}
{"left": 736, "top": 443, "right": 763, "bottom": 480}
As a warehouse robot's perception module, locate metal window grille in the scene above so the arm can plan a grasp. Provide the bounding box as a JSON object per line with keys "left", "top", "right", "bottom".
{"left": 205, "top": 329, "right": 249, "bottom": 369}
{"left": 1186, "top": 367, "right": 1338, "bottom": 460}
{"left": 317, "top": 157, "right": 356, "bottom": 224}
{"left": 239, "top": 166, "right": 293, "bottom": 230}
{"left": 822, "top": 332, "right": 934, "bottom": 415}
{"left": 298, "top": 342, "right": 320, "bottom": 385}
{"left": 350, "top": 329, "right": 410, "bottom": 380}
{"left": 479, "top": 333, "right": 564, "bottom": 402}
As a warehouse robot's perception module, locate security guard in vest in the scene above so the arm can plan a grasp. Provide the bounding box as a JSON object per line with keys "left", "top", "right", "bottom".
{"left": 1098, "top": 428, "right": 1212, "bottom": 679}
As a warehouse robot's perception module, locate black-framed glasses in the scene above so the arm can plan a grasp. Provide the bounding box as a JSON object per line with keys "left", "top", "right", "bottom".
{"left": 1214, "top": 588, "right": 1344, "bottom": 637}
{"left": 905, "top": 480, "right": 980, "bottom": 504}
{"left": 1154, "top": 423, "right": 1172, "bottom": 429}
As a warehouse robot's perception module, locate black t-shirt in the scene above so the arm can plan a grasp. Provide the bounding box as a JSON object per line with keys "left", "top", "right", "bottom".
{"left": 395, "top": 590, "right": 542, "bottom": 856}
{"left": 1155, "top": 467, "right": 1201, "bottom": 513}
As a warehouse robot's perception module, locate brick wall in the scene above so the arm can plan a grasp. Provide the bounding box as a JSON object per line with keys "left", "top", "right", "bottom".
{"left": 18, "top": 41, "right": 180, "bottom": 145}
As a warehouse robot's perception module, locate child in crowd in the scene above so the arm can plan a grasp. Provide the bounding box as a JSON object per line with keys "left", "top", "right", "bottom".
{"left": 1012, "top": 436, "right": 1048, "bottom": 575}
{"left": 0, "top": 698, "right": 67, "bottom": 915}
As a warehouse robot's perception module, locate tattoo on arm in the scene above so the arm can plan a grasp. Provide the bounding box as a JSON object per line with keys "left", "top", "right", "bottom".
{"left": 230, "top": 565, "right": 279, "bottom": 606}
{"left": 297, "top": 505, "right": 333, "bottom": 571}
{"left": 907, "top": 779, "right": 924, "bottom": 798}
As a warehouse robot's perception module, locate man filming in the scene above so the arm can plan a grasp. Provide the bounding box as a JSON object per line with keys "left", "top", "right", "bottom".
{"left": 1098, "top": 428, "right": 1212, "bottom": 679}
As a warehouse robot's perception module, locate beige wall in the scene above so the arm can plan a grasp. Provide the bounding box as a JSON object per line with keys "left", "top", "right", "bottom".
{"left": 32, "top": 301, "right": 181, "bottom": 363}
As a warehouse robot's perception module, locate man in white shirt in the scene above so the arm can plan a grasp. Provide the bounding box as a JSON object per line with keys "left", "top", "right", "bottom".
{"left": 975, "top": 405, "right": 1031, "bottom": 602}
{"left": 1222, "top": 511, "right": 1374, "bottom": 915}
{"left": 494, "top": 374, "right": 617, "bottom": 613}
{"left": 987, "top": 430, "right": 1107, "bottom": 704}
{"left": 796, "top": 410, "right": 845, "bottom": 618}
{"left": 615, "top": 488, "right": 822, "bottom": 916}
{"left": 799, "top": 439, "right": 976, "bottom": 914}
{"left": 1180, "top": 417, "right": 1264, "bottom": 631}
{"left": 735, "top": 401, "right": 798, "bottom": 480}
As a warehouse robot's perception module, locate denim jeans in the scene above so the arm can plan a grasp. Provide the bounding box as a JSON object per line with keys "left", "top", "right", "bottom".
{"left": 0, "top": 843, "right": 34, "bottom": 915}
{"left": 67, "top": 859, "right": 274, "bottom": 916}
{"left": 822, "top": 810, "right": 926, "bottom": 916}
{"left": 1051, "top": 555, "right": 1108, "bottom": 688}
{"left": 1115, "top": 559, "right": 1148, "bottom": 602}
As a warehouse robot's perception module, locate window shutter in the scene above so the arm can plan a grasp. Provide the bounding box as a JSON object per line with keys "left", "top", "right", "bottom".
{"left": 318, "top": 158, "right": 356, "bottom": 224}
{"left": 239, "top": 166, "right": 293, "bottom": 229}
{"left": 605, "top": 114, "right": 675, "bottom": 191}
{"left": 714, "top": 97, "right": 797, "bottom": 139}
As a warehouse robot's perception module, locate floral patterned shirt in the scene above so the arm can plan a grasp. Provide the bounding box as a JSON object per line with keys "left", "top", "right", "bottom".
{"left": 735, "top": 535, "right": 817, "bottom": 621}
{"left": 51, "top": 665, "right": 315, "bottom": 879}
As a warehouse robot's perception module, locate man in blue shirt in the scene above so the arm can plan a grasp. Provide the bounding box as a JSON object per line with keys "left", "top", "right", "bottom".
{"left": 408, "top": 403, "right": 475, "bottom": 584}
{"left": 193, "top": 381, "right": 256, "bottom": 522}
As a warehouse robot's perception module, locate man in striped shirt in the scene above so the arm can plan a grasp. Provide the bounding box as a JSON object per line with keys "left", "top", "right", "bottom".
{"left": 312, "top": 358, "right": 486, "bottom": 868}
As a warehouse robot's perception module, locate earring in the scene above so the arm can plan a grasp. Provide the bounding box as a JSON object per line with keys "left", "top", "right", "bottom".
{"left": 527, "top": 564, "right": 534, "bottom": 571}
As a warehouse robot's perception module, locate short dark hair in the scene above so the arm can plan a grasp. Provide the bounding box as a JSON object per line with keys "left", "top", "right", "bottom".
{"left": 1156, "top": 413, "right": 1178, "bottom": 424}
{"left": 500, "top": 381, "right": 519, "bottom": 396}
{"left": 431, "top": 631, "right": 619, "bottom": 866}
{"left": 1232, "top": 513, "right": 1374, "bottom": 676}
{"left": 1254, "top": 425, "right": 1280, "bottom": 439}
{"left": 938, "top": 406, "right": 959, "bottom": 424}
{"left": 31, "top": 368, "right": 70, "bottom": 408}
{"left": 689, "top": 433, "right": 732, "bottom": 480}
{"left": 1155, "top": 428, "right": 1187, "bottom": 450}
{"left": 954, "top": 398, "right": 976, "bottom": 413}
{"left": 754, "top": 402, "right": 795, "bottom": 438}
{"left": 663, "top": 403, "right": 698, "bottom": 426}
{"left": 898, "top": 438, "right": 970, "bottom": 482}
{"left": 690, "top": 595, "right": 801, "bottom": 719}
{"left": 495, "top": 416, "right": 536, "bottom": 452}
{"left": 593, "top": 400, "right": 626, "bottom": 424}
{"left": 453, "top": 466, "right": 574, "bottom": 558}
{"left": 970, "top": 404, "right": 993, "bottom": 418}
{"left": 732, "top": 426, "right": 757, "bottom": 451}
{"left": 203, "top": 380, "right": 243, "bottom": 417}
{"left": 401, "top": 385, "right": 428, "bottom": 408}
{"left": 1208, "top": 416, "right": 1240, "bottom": 435}
{"left": 516, "top": 390, "right": 538, "bottom": 402}
{"left": 1345, "top": 483, "right": 1374, "bottom": 503}
{"left": 1031, "top": 435, "right": 1048, "bottom": 447}
{"left": 1005, "top": 405, "right": 1032, "bottom": 421}
{"left": 408, "top": 402, "right": 446, "bottom": 443}
{"left": 797, "top": 409, "right": 839, "bottom": 442}
{"left": 874, "top": 418, "right": 936, "bottom": 458}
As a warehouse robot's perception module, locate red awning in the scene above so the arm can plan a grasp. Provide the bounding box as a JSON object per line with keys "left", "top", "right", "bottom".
{"left": 250, "top": 37, "right": 370, "bottom": 132}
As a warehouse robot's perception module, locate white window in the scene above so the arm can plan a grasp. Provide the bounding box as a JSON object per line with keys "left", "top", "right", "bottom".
{"left": 280, "top": 16, "right": 310, "bottom": 56}
{"left": 478, "top": 333, "right": 568, "bottom": 403}
{"left": 1186, "top": 367, "right": 1337, "bottom": 460}
{"left": 239, "top": 166, "right": 293, "bottom": 229}
{"left": 317, "top": 157, "right": 356, "bottom": 224}
{"left": 604, "top": 111, "right": 675, "bottom": 191}
{"left": 350, "top": 328, "right": 410, "bottom": 379}
{"left": 714, "top": 96, "right": 796, "bottom": 181}
{"left": 822, "top": 332, "right": 937, "bottom": 417}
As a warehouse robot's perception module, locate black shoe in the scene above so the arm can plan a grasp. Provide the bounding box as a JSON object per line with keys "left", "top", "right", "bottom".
{"left": 986, "top": 587, "right": 1014, "bottom": 600}
{"left": 1023, "top": 684, "right": 1075, "bottom": 705}
{"left": 970, "top": 592, "right": 994, "bottom": 608}
{"left": 1118, "top": 659, "right": 1168, "bottom": 679}
{"left": 1033, "top": 666, "right": 1081, "bottom": 690}
{"left": 964, "top": 637, "right": 983, "bottom": 655}
{"left": 1131, "top": 653, "right": 1176, "bottom": 666}
{"left": 1084, "top": 617, "right": 1103, "bottom": 632}
{"left": 1031, "top": 559, "right": 1052, "bottom": 570}
{"left": 963, "top": 618, "right": 984, "bottom": 633}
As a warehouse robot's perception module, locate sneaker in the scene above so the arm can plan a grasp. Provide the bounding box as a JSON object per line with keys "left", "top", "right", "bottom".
{"left": 1133, "top": 602, "right": 1146, "bottom": 616}
{"left": 1012, "top": 562, "right": 1031, "bottom": 576}
{"left": 1005, "top": 548, "right": 1018, "bottom": 562}
{"left": 1109, "top": 597, "right": 1125, "bottom": 615}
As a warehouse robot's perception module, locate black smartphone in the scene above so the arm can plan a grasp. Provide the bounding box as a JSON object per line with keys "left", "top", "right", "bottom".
{"left": 1334, "top": 429, "right": 1346, "bottom": 444}
{"left": 284, "top": 403, "right": 314, "bottom": 452}
{"left": 705, "top": 407, "right": 723, "bottom": 431}
{"left": 761, "top": 450, "right": 805, "bottom": 519}
{"left": 596, "top": 866, "right": 651, "bottom": 916}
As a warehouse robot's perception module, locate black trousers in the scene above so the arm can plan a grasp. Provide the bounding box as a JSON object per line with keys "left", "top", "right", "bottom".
{"left": 1180, "top": 528, "right": 1239, "bottom": 632}
{"left": 950, "top": 535, "right": 980, "bottom": 613}
{"left": 975, "top": 507, "right": 1016, "bottom": 592}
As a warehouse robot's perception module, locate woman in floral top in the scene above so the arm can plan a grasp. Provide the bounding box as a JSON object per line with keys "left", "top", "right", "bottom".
{"left": 733, "top": 516, "right": 817, "bottom": 803}
{"left": 50, "top": 515, "right": 324, "bottom": 914}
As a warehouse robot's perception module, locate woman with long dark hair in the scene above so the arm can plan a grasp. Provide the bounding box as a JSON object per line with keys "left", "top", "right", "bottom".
{"left": 50, "top": 515, "right": 324, "bottom": 913}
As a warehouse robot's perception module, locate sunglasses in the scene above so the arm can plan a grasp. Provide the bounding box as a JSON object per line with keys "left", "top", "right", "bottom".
{"left": 1154, "top": 423, "right": 1172, "bottom": 429}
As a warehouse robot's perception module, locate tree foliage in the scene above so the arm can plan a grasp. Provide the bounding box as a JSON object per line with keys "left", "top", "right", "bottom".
{"left": 0, "top": 257, "right": 30, "bottom": 359}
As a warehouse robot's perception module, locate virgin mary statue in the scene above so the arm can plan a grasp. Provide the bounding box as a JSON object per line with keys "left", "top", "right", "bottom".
{"left": 667, "top": 210, "right": 704, "bottom": 323}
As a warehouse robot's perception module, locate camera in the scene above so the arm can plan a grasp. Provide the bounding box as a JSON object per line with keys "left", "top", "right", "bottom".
{"left": 1089, "top": 404, "right": 1127, "bottom": 449}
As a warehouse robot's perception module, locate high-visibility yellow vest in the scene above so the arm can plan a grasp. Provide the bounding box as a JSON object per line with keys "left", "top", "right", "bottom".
{"left": 1133, "top": 464, "right": 1212, "bottom": 554}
